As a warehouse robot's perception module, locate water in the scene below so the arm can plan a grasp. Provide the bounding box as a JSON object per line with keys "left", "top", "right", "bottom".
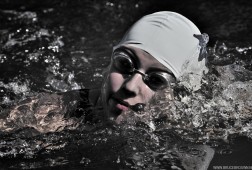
{"left": 0, "top": 0, "right": 252, "bottom": 169}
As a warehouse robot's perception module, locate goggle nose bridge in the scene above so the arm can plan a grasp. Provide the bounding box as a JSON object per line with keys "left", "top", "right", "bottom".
{"left": 131, "top": 68, "right": 149, "bottom": 81}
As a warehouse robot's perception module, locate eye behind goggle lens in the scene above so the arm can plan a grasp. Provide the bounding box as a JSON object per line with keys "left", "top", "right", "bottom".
{"left": 113, "top": 53, "right": 135, "bottom": 73}
{"left": 146, "top": 72, "right": 170, "bottom": 90}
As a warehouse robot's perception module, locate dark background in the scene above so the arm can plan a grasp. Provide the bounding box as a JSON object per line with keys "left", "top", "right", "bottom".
{"left": 1, "top": 0, "right": 252, "bottom": 43}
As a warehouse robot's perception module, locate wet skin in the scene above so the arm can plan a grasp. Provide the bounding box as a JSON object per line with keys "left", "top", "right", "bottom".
{"left": 103, "top": 45, "right": 173, "bottom": 121}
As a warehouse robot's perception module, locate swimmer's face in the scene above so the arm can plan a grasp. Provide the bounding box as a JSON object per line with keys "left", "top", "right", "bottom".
{"left": 103, "top": 45, "right": 175, "bottom": 120}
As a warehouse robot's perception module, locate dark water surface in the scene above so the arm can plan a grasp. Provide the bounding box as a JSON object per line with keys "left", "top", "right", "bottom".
{"left": 0, "top": 0, "right": 252, "bottom": 169}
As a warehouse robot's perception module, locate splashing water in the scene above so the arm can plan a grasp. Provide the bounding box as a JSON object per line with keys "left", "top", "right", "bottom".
{"left": 138, "top": 41, "right": 252, "bottom": 143}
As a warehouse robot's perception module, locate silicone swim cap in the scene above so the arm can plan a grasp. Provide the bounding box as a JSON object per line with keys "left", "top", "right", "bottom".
{"left": 113, "top": 11, "right": 208, "bottom": 85}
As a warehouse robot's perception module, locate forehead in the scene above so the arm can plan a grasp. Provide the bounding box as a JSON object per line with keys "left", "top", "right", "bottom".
{"left": 117, "top": 45, "right": 171, "bottom": 72}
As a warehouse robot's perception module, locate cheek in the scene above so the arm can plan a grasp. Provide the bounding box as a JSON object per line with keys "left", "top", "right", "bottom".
{"left": 109, "top": 72, "right": 124, "bottom": 92}
{"left": 142, "top": 89, "right": 155, "bottom": 103}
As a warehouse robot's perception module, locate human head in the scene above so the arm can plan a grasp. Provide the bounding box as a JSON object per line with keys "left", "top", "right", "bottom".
{"left": 101, "top": 11, "right": 208, "bottom": 121}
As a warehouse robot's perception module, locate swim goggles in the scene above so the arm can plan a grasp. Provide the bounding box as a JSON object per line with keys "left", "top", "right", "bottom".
{"left": 112, "top": 48, "right": 175, "bottom": 90}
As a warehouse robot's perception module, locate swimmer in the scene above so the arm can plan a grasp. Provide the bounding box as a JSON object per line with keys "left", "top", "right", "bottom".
{"left": 0, "top": 11, "right": 208, "bottom": 132}
{"left": 99, "top": 11, "right": 208, "bottom": 123}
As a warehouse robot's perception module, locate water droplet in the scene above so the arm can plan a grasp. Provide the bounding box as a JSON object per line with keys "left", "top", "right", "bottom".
{"left": 116, "top": 156, "right": 120, "bottom": 163}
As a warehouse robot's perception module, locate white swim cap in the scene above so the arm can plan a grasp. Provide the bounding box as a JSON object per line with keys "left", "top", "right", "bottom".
{"left": 114, "top": 11, "right": 208, "bottom": 89}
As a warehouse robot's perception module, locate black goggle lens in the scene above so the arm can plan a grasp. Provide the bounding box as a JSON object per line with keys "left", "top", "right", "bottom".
{"left": 145, "top": 72, "right": 170, "bottom": 90}
{"left": 113, "top": 53, "right": 135, "bottom": 73}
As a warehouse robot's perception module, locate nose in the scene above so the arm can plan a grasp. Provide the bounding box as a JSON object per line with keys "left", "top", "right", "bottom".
{"left": 123, "top": 73, "right": 144, "bottom": 96}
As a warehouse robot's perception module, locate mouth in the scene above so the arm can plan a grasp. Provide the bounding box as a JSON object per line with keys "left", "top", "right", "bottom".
{"left": 111, "top": 96, "right": 146, "bottom": 112}
{"left": 111, "top": 96, "right": 130, "bottom": 111}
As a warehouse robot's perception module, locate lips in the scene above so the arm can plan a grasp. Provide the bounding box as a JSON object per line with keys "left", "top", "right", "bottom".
{"left": 116, "top": 103, "right": 129, "bottom": 111}
{"left": 111, "top": 96, "right": 129, "bottom": 111}
{"left": 110, "top": 96, "right": 146, "bottom": 112}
